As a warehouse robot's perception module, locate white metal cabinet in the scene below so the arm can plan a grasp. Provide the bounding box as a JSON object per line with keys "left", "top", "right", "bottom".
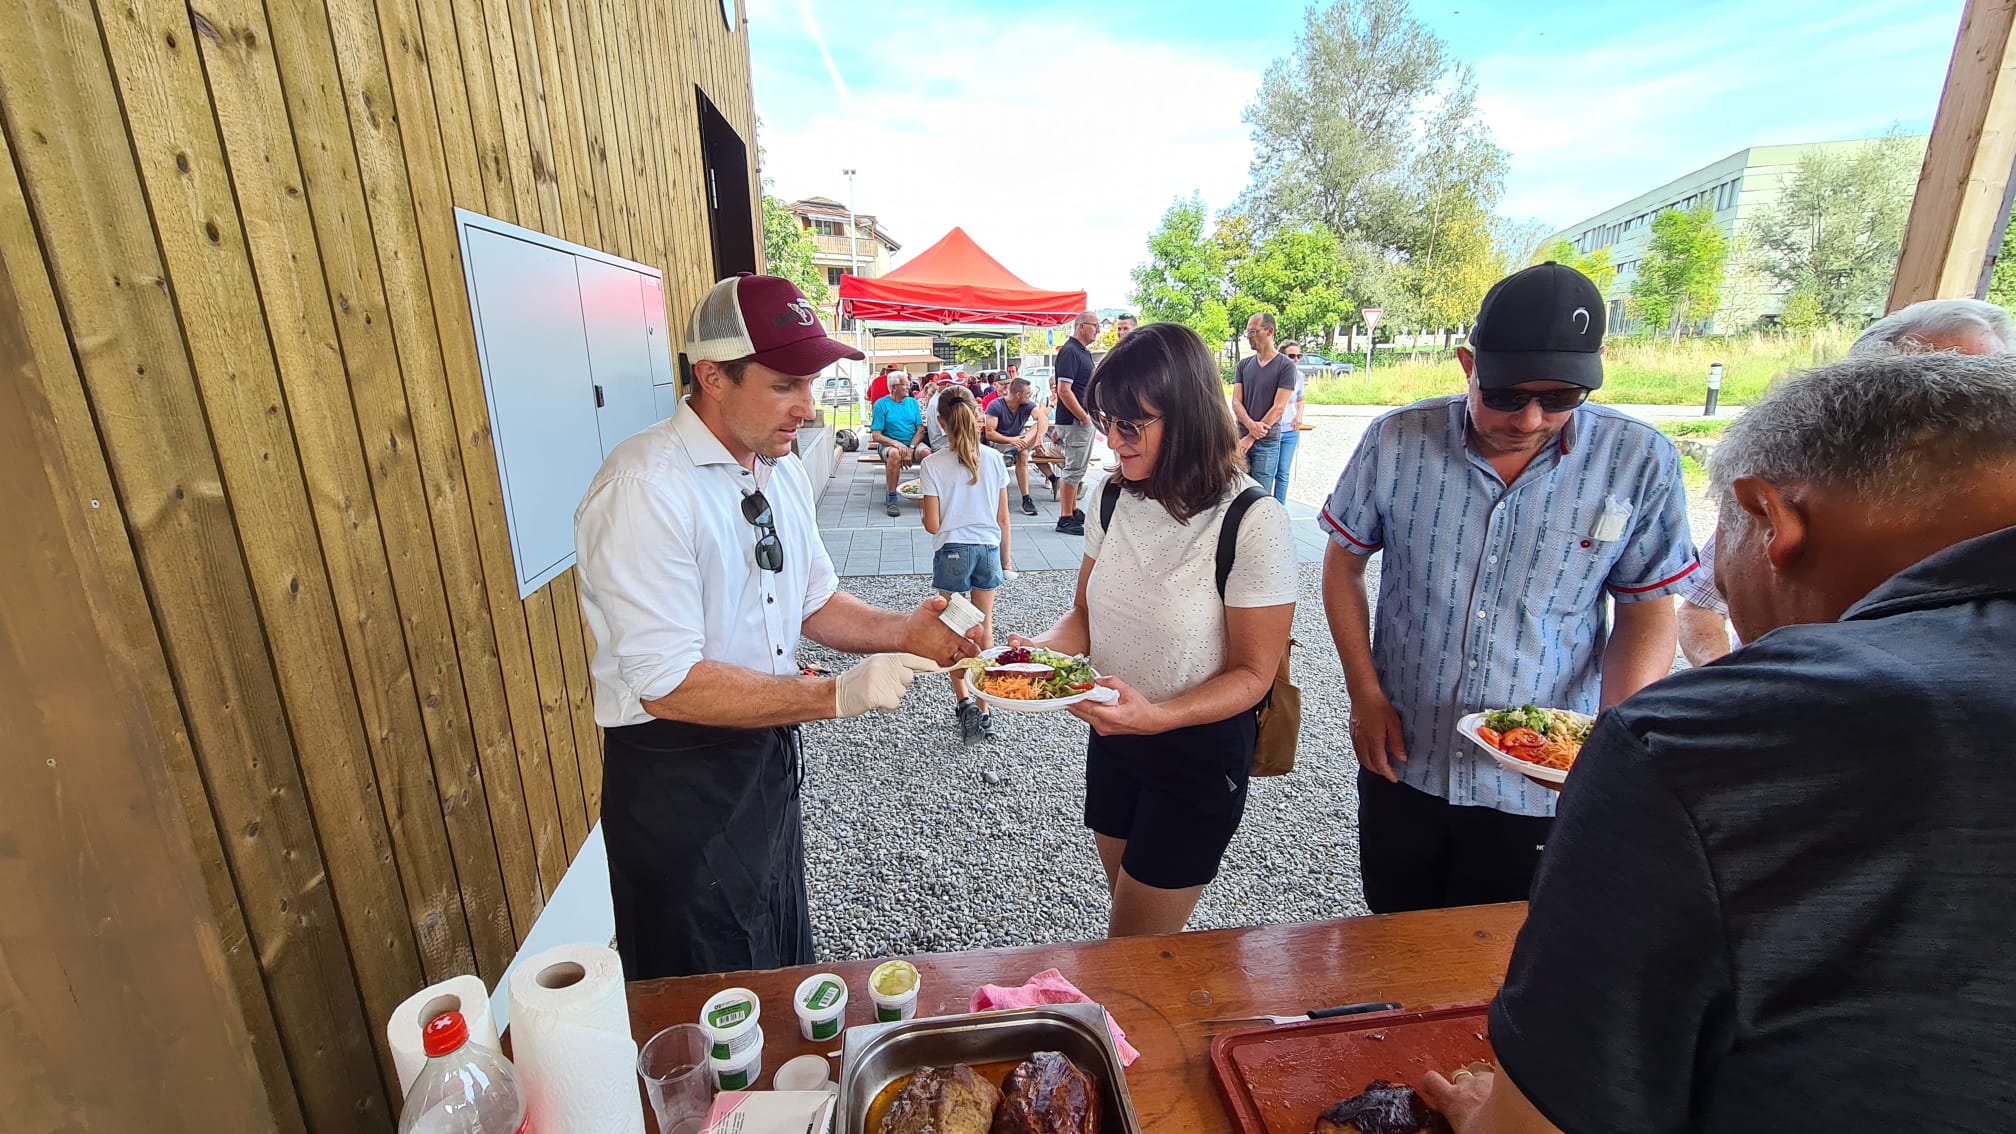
{"left": 456, "top": 209, "right": 676, "bottom": 596}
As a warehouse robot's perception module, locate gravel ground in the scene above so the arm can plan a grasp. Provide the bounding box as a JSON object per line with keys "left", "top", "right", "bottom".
{"left": 797, "top": 561, "right": 1379, "bottom": 961}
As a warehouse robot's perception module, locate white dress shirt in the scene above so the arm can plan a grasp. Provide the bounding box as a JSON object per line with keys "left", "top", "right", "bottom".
{"left": 574, "top": 402, "right": 838, "bottom": 727}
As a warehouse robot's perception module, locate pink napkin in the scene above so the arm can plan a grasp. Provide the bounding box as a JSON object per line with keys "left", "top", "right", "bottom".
{"left": 969, "top": 968, "right": 1141, "bottom": 1066}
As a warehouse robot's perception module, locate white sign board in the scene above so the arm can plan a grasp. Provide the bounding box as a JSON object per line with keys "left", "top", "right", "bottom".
{"left": 1362, "top": 307, "right": 1384, "bottom": 331}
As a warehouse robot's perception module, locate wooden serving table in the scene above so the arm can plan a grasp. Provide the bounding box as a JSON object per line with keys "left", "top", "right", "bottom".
{"left": 626, "top": 903, "right": 1526, "bottom": 1131}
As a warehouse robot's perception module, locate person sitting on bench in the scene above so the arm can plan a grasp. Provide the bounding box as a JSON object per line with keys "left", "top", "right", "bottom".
{"left": 871, "top": 372, "right": 930, "bottom": 517}
{"left": 985, "top": 377, "right": 1048, "bottom": 517}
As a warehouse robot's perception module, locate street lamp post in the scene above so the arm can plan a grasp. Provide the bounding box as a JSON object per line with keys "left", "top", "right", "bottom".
{"left": 843, "top": 168, "right": 861, "bottom": 357}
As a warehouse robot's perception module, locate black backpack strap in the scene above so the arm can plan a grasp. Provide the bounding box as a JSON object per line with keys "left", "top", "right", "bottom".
{"left": 1099, "top": 477, "right": 1122, "bottom": 533}
{"left": 1216, "top": 486, "right": 1268, "bottom": 599}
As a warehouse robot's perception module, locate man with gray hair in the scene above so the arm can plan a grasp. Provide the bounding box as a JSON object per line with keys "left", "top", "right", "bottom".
{"left": 1851, "top": 296, "right": 2013, "bottom": 357}
{"left": 1052, "top": 311, "right": 1101, "bottom": 534}
{"left": 1423, "top": 350, "right": 2016, "bottom": 1132}
{"left": 1680, "top": 295, "right": 2013, "bottom": 666}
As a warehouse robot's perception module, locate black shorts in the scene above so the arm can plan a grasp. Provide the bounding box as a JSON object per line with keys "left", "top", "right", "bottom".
{"left": 1083, "top": 710, "right": 1256, "bottom": 890}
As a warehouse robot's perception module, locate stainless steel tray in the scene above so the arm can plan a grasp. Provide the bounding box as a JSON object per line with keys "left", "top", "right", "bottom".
{"left": 835, "top": 1001, "right": 1142, "bottom": 1134}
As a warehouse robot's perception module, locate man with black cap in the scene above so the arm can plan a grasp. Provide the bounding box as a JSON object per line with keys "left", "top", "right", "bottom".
{"left": 575, "top": 274, "right": 982, "bottom": 979}
{"left": 1318, "top": 263, "right": 1696, "bottom": 912}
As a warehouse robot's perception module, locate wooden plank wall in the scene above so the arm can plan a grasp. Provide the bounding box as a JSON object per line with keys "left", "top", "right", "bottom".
{"left": 0, "top": 0, "right": 755, "bottom": 1129}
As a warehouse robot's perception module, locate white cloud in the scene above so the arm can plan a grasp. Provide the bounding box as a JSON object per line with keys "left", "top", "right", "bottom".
{"left": 747, "top": 0, "right": 1260, "bottom": 308}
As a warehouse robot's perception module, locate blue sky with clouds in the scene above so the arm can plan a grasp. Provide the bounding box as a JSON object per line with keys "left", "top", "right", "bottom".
{"left": 746, "top": 0, "right": 1962, "bottom": 308}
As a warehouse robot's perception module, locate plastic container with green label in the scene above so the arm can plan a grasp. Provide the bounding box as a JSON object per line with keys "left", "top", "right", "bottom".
{"left": 698, "top": 986, "right": 761, "bottom": 1061}
{"left": 793, "top": 972, "right": 849, "bottom": 1041}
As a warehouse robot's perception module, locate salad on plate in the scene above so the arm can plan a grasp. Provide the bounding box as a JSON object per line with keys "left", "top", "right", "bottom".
{"left": 954, "top": 646, "right": 1097, "bottom": 702}
{"left": 1476, "top": 704, "right": 1594, "bottom": 772}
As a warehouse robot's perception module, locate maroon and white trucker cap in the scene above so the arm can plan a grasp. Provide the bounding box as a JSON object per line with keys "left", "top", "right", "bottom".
{"left": 684, "top": 273, "right": 864, "bottom": 375}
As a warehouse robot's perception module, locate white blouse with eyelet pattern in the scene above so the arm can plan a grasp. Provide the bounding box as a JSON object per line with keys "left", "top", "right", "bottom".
{"left": 1082, "top": 474, "right": 1298, "bottom": 705}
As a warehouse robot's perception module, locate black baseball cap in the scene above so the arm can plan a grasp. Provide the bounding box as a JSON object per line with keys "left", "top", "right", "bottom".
{"left": 1468, "top": 262, "right": 1606, "bottom": 390}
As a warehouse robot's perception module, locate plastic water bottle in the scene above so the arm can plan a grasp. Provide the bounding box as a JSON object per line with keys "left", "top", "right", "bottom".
{"left": 398, "top": 1010, "right": 531, "bottom": 1134}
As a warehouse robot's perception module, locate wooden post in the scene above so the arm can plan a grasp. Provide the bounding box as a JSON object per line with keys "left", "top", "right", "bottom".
{"left": 1891, "top": 0, "right": 2016, "bottom": 307}
{"left": 0, "top": 265, "right": 272, "bottom": 1130}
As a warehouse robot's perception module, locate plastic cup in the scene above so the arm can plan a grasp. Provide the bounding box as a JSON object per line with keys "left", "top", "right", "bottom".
{"left": 708, "top": 1026, "right": 764, "bottom": 1092}
{"left": 698, "top": 987, "right": 762, "bottom": 1061}
{"left": 638, "top": 1024, "right": 714, "bottom": 1134}
{"left": 868, "top": 960, "right": 921, "bottom": 1022}
{"left": 793, "top": 973, "right": 849, "bottom": 1042}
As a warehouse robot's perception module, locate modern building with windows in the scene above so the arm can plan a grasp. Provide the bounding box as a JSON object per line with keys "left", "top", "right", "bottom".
{"left": 786, "top": 195, "right": 901, "bottom": 293}
{"left": 1545, "top": 137, "right": 1925, "bottom": 333}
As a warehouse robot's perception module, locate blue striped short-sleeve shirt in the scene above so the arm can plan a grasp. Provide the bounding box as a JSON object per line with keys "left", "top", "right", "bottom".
{"left": 1321, "top": 396, "right": 1698, "bottom": 817}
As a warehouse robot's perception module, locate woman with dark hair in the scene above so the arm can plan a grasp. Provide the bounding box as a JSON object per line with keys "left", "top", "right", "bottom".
{"left": 1016, "top": 322, "right": 1297, "bottom": 936}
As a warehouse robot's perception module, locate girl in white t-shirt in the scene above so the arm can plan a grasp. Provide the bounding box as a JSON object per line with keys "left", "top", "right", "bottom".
{"left": 1017, "top": 322, "right": 1296, "bottom": 938}
{"left": 919, "top": 386, "right": 1012, "bottom": 744}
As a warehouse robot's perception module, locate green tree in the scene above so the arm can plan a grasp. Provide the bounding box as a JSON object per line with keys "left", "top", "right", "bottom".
{"left": 1234, "top": 227, "right": 1355, "bottom": 344}
{"left": 1402, "top": 195, "right": 1500, "bottom": 330}
{"left": 1535, "top": 238, "right": 1619, "bottom": 298}
{"left": 1240, "top": 0, "right": 1506, "bottom": 270}
{"left": 951, "top": 338, "right": 1000, "bottom": 365}
{"left": 1130, "top": 195, "right": 1233, "bottom": 348}
{"left": 1630, "top": 205, "right": 1730, "bottom": 339}
{"left": 761, "top": 193, "right": 828, "bottom": 305}
{"left": 1988, "top": 219, "right": 2016, "bottom": 309}
{"left": 1744, "top": 133, "right": 1924, "bottom": 323}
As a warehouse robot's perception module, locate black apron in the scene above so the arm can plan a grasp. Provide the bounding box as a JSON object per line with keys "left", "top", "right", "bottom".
{"left": 601, "top": 718, "right": 815, "bottom": 980}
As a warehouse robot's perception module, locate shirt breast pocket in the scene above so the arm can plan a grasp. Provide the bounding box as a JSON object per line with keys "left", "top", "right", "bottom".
{"left": 1528, "top": 522, "right": 1613, "bottom": 616}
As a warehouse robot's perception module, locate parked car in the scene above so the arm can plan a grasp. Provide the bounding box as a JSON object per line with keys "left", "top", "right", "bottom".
{"left": 820, "top": 376, "right": 856, "bottom": 405}
{"left": 1295, "top": 353, "right": 1353, "bottom": 377}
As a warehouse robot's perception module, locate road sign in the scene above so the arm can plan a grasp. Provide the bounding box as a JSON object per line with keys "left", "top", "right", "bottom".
{"left": 1362, "top": 307, "right": 1384, "bottom": 331}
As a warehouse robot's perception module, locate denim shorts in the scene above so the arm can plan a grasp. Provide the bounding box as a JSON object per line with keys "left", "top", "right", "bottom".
{"left": 933, "top": 543, "right": 1003, "bottom": 593}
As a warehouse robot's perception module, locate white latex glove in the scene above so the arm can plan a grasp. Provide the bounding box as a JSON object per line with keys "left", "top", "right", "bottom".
{"left": 833, "top": 653, "right": 940, "bottom": 718}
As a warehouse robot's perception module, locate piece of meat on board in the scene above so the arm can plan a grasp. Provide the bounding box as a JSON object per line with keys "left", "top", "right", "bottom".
{"left": 882, "top": 1065, "right": 1003, "bottom": 1134}
{"left": 990, "top": 1051, "right": 1102, "bottom": 1134}
{"left": 1313, "top": 1079, "right": 1450, "bottom": 1134}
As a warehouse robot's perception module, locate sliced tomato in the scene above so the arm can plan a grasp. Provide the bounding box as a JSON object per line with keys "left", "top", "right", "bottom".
{"left": 1499, "top": 727, "right": 1545, "bottom": 751}
{"left": 1070, "top": 682, "right": 1096, "bottom": 692}
{"left": 1477, "top": 726, "right": 1502, "bottom": 747}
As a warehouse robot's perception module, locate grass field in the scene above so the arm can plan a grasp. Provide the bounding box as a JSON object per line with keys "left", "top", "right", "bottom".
{"left": 1304, "top": 327, "right": 1855, "bottom": 407}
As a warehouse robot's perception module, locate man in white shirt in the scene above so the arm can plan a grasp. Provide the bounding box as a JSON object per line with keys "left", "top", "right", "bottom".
{"left": 574, "top": 274, "right": 981, "bottom": 979}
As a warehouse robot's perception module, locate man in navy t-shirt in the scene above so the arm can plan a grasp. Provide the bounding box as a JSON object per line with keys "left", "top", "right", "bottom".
{"left": 984, "top": 377, "right": 1047, "bottom": 517}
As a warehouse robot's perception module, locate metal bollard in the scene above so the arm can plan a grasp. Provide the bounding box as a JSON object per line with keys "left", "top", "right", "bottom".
{"left": 1704, "top": 362, "right": 1723, "bottom": 416}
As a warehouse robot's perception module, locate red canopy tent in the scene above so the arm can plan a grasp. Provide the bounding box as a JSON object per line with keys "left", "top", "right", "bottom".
{"left": 838, "top": 226, "right": 1086, "bottom": 330}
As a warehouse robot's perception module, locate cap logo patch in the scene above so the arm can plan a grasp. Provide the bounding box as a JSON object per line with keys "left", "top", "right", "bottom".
{"left": 1571, "top": 307, "right": 1591, "bottom": 335}
{"left": 778, "top": 298, "right": 818, "bottom": 328}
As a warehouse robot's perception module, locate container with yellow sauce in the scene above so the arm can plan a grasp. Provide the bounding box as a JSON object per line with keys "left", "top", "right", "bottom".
{"left": 867, "top": 960, "right": 920, "bottom": 1022}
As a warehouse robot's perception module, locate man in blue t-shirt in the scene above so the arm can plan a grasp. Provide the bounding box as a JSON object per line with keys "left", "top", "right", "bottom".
{"left": 870, "top": 372, "right": 930, "bottom": 516}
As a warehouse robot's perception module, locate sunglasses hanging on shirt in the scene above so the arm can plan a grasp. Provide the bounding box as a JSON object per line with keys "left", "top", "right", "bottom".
{"left": 1478, "top": 387, "right": 1591, "bottom": 414}
{"left": 741, "top": 489, "right": 784, "bottom": 573}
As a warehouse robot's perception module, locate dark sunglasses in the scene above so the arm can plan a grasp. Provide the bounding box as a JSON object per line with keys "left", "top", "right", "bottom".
{"left": 1094, "top": 413, "right": 1161, "bottom": 445}
{"left": 740, "top": 490, "right": 784, "bottom": 573}
{"left": 1479, "top": 386, "right": 1590, "bottom": 414}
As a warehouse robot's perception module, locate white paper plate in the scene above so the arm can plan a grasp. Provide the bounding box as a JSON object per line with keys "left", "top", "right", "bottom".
{"left": 968, "top": 646, "right": 1107, "bottom": 714}
{"left": 898, "top": 480, "right": 923, "bottom": 498}
{"left": 1456, "top": 712, "right": 1572, "bottom": 784}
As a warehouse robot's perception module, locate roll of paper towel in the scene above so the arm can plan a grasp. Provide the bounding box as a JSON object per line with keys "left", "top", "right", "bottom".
{"left": 508, "top": 942, "right": 645, "bottom": 1134}
{"left": 388, "top": 974, "right": 501, "bottom": 1097}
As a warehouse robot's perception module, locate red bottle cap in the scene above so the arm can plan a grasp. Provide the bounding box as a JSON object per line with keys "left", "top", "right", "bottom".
{"left": 422, "top": 1010, "right": 469, "bottom": 1058}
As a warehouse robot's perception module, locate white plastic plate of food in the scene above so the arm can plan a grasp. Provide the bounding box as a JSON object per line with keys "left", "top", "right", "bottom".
{"left": 1455, "top": 706, "right": 1593, "bottom": 785}
{"left": 898, "top": 480, "right": 924, "bottom": 499}
{"left": 956, "top": 646, "right": 1111, "bottom": 714}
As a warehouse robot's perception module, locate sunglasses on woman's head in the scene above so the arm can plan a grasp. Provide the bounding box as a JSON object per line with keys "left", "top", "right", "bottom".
{"left": 740, "top": 490, "right": 784, "bottom": 573}
{"left": 1479, "top": 386, "right": 1590, "bottom": 414}
{"left": 1094, "top": 413, "right": 1160, "bottom": 445}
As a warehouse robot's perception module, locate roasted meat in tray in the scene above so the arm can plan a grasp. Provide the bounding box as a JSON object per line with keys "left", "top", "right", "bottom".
{"left": 881, "top": 1064, "right": 1003, "bottom": 1134}
{"left": 992, "top": 1051, "right": 1103, "bottom": 1134}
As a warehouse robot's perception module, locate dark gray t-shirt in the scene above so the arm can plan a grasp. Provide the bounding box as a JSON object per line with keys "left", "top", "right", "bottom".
{"left": 987, "top": 399, "right": 1036, "bottom": 441}
{"left": 1235, "top": 354, "right": 1298, "bottom": 440}
{"left": 1489, "top": 524, "right": 2016, "bottom": 1133}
